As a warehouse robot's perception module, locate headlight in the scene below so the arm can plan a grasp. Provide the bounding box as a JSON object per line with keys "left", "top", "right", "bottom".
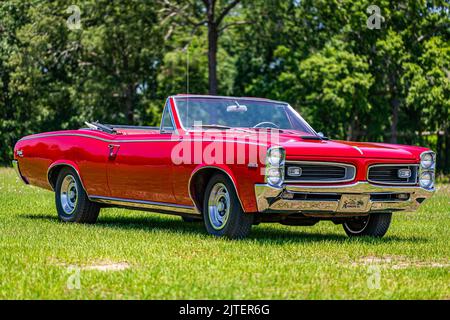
{"left": 265, "top": 147, "right": 285, "bottom": 187}
{"left": 419, "top": 171, "right": 434, "bottom": 189}
{"left": 267, "top": 168, "right": 283, "bottom": 186}
{"left": 267, "top": 147, "right": 285, "bottom": 166}
{"left": 420, "top": 152, "right": 435, "bottom": 169}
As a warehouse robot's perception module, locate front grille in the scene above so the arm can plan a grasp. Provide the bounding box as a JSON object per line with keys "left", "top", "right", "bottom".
{"left": 368, "top": 165, "right": 418, "bottom": 185}
{"left": 285, "top": 162, "right": 356, "bottom": 183}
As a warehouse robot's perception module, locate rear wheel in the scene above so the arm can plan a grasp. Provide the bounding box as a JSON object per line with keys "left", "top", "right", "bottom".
{"left": 343, "top": 213, "right": 392, "bottom": 238}
{"left": 55, "top": 167, "right": 100, "bottom": 224}
{"left": 203, "top": 173, "right": 253, "bottom": 239}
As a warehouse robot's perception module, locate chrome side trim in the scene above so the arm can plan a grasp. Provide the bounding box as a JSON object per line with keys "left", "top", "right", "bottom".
{"left": 284, "top": 161, "right": 356, "bottom": 183}
{"left": 367, "top": 164, "right": 419, "bottom": 186}
{"left": 255, "top": 182, "right": 434, "bottom": 214}
{"left": 47, "top": 162, "right": 200, "bottom": 215}
{"left": 12, "top": 160, "right": 28, "bottom": 184}
{"left": 188, "top": 166, "right": 245, "bottom": 213}
{"left": 47, "top": 163, "right": 87, "bottom": 192}
{"left": 19, "top": 133, "right": 170, "bottom": 143}
{"left": 89, "top": 195, "right": 198, "bottom": 214}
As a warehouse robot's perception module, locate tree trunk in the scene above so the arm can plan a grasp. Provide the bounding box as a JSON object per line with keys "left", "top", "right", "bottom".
{"left": 390, "top": 97, "right": 399, "bottom": 144}
{"left": 208, "top": 24, "right": 218, "bottom": 95}
{"left": 347, "top": 119, "right": 355, "bottom": 141}
{"left": 206, "top": 1, "right": 218, "bottom": 95}
{"left": 125, "top": 83, "right": 134, "bottom": 124}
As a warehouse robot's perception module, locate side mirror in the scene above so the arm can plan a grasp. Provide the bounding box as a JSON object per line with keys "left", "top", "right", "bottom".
{"left": 317, "top": 132, "right": 330, "bottom": 140}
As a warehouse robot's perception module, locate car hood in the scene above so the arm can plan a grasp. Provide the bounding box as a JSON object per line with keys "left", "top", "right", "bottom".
{"left": 276, "top": 134, "right": 425, "bottom": 160}
{"left": 189, "top": 129, "right": 427, "bottom": 160}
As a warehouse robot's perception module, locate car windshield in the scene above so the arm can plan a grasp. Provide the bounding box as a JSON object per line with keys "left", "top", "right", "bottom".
{"left": 174, "top": 97, "right": 317, "bottom": 135}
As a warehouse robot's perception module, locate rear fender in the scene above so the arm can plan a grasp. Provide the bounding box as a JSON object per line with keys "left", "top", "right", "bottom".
{"left": 47, "top": 160, "right": 87, "bottom": 193}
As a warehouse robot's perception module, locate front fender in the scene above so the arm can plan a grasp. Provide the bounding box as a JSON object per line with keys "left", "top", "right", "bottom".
{"left": 189, "top": 164, "right": 259, "bottom": 213}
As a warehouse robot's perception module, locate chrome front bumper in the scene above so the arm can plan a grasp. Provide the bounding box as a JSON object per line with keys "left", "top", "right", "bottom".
{"left": 12, "top": 160, "right": 28, "bottom": 184}
{"left": 255, "top": 182, "right": 434, "bottom": 215}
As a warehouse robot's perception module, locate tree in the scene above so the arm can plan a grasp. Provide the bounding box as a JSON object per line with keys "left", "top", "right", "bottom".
{"left": 402, "top": 36, "right": 450, "bottom": 172}
{"left": 75, "top": 0, "right": 167, "bottom": 124}
{"left": 0, "top": 1, "right": 168, "bottom": 163}
{"left": 161, "top": 0, "right": 244, "bottom": 95}
{"left": 234, "top": 0, "right": 449, "bottom": 147}
{"left": 0, "top": 1, "right": 39, "bottom": 163}
{"left": 8, "top": 1, "right": 167, "bottom": 126}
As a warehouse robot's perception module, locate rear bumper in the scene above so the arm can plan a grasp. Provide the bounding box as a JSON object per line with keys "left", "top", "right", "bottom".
{"left": 12, "top": 160, "right": 28, "bottom": 184}
{"left": 255, "top": 182, "right": 434, "bottom": 215}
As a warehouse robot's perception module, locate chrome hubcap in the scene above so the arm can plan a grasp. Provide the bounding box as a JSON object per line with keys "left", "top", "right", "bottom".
{"left": 60, "top": 175, "right": 78, "bottom": 215}
{"left": 208, "top": 183, "right": 230, "bottom": 230}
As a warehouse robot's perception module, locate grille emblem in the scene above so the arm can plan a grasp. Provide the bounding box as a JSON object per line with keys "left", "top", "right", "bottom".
{"left": 287, "top": 167, "right": 302, "bottom": 177}
{"left": 398, "top": 168, "right": 411, "bottom": 179}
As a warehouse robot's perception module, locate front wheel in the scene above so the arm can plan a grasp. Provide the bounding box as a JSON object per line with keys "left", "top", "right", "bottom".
{"left": 343, "top": 213, "right": 392, "bottom": 238}
{"left": 55, "top": 167, "right": 100, "bottom": 224}
{"left": 203, "top": 173, "right": 253, "bottom": 239}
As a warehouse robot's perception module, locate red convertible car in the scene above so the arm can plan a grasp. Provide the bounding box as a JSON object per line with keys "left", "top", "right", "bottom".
{"left": 13, "top": 95, "right": 435, "bottom": 239}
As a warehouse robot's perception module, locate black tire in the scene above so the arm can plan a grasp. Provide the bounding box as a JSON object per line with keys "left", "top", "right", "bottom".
{"left": 343, "top": 213, "right": 392, "bottom": 238}
{"left": 203, "top": 173, "right": 253, "bottom": 239}
{"left": 55, "top": 167, "right": 100, "bottom": 224}
{"left": 181, "top": 216, "right": 202, "bottom": 223}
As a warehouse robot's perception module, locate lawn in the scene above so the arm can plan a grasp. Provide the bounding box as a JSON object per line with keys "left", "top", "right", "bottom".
{"left": 0, "top": 167, "right": 449, "bottom": 299}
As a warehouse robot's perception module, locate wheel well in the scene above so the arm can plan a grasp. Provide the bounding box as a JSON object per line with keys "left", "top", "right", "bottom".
{"left": 48, "top": 164, "right": 82, "bottom": 191}
{"left": 48, "top": 165, "right": 65, "bottom": 190}
{"left": 189, "top": 168, "right": 237, "bottom": 213}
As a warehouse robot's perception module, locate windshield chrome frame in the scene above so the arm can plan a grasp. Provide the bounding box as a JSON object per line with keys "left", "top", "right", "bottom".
{"left": 172, "top": 95, "right": 319, "bottom": 136}
{"left": 285, "top": 104, "right": 320, "bottom": 137}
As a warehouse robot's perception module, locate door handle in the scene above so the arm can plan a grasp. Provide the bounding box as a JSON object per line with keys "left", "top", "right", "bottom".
{"left": 108, "top": 144, "right": 120, "bottom": 159}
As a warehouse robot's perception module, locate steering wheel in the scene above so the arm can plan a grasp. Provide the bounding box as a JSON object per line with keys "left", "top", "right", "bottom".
{"left": 253, "top": 122, "right": 280, "bottom": 129}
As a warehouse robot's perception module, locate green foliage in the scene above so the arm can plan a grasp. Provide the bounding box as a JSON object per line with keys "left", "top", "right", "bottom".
{"left": 233, "top": 0, "right": 450, "bottom": 170}
{"left": 295, "top": 39, "right": 374, "bottom": 139}
{"left": 0, "top": 0, "right": 166, "bottom": 163}
{"left": 158, "top": 35, "right": 209, "bottom": 95}
{"left": 0, "top": 0, "right": 449, "bottom": 171}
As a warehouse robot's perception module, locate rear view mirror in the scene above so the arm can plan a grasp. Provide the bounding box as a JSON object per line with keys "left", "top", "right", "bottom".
{"left": 226, "top": 101, "right": 247, "bottom": 113}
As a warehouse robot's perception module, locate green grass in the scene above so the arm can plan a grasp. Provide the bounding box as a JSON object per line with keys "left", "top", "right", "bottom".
{"left": 0, "top": 168, "right": 449, "bottom": 299}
